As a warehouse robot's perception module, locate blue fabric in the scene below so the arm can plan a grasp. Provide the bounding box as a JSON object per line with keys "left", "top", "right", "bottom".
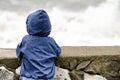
{"left": 21, "top": 77, "right": 52, "bottom": 80}
{"left": 16, "top": 10, "right": 61, "bottom": 79}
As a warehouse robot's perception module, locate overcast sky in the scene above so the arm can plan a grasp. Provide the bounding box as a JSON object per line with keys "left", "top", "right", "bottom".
{"left": 0, "top": 0, "right": 107, "bottom": 12}
{"left": 0, "top": 0, "right": 120, "bottom": 47}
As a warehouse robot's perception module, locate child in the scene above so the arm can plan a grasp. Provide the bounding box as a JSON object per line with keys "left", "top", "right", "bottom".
{"left": 16, "top": 10, "right": 61, "bottom": 80}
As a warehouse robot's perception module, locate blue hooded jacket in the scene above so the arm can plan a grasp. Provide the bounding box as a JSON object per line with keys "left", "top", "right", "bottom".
{"left": 16, "top": 10, "right": 61, "bottom": 79}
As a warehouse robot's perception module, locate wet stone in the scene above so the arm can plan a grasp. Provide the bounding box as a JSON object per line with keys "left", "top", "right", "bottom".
{"left": 84, "top": 73, "right": 107, "bottom": 80}
{"left": 104, "top": 60, "right": 120, "bottom": 80}
{"left": 54, "top": 66, "right": 71, "bottom": 80}
{"left": 76, "top": 60, "right": 91, "bottom": 70}
{"left": 0, "top": 66, "right": 14, "bottom": 80}
{"left": 69, "top": 70, "right": 84, "bottom": 80}
{"left": 69, "top": 59, "right": 77, "bottom": 70}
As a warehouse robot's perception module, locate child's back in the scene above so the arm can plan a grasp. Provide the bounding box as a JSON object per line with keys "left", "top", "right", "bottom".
{"left": 16, "top": 10, "right": 61, "bottom": 80}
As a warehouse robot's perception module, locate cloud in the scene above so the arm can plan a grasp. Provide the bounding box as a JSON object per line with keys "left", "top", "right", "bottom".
{"left": 49, "top": 0, "right": 120, "bottom": 46}
{"left": 0, "top": 10, "right": 27, "bottom": 48}
{"left": 0, "top": 0, "right": 106, "bottom": 12}
{"left": 0, "top": 0, "right": 120, "bottom": 47}
{"left": 48, "top": 0, "right": 107, "bottom": 11}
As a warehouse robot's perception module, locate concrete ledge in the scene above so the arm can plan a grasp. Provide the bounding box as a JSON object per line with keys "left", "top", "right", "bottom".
{"left": 1, "top": 46, "right": 120, "bottom": 59}
{"left": 61, "top": 46, "right": 120, "bottom": 57}
{"left": 0, "top": 48, "right": 17, "bottom": 59}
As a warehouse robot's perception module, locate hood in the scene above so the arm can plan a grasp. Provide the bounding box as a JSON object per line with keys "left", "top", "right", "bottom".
{"left": 26, "top": 10, "right": 51, "bottom": 36}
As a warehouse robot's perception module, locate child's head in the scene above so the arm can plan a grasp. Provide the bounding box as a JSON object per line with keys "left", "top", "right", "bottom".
{"left": 26, "top": 10, "right": 51, "bottom": 36}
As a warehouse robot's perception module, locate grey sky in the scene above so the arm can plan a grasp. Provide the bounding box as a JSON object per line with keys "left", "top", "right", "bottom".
{"left": 0, "top": 0, "right": 106, "bottom": 12}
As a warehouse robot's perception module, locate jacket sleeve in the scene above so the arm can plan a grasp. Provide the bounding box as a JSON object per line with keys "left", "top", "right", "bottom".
{"left": 16, "top": 36, "right": 27, "bottom": 58}
{"left": 16, "top": 42, "right": 23, "bottom": 58}
{"left": 50, "top": 38, "right": 61, "bottom": 57}
{"left": 16, "top": 42, "right": 24, "bottom": 65}
{"left": 54, "top": 42, "right": 61, "bottom": 57}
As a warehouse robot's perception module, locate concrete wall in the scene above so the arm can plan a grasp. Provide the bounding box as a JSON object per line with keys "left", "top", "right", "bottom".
{"left": 0, "top": 46, "right": 120, "bottom": 80}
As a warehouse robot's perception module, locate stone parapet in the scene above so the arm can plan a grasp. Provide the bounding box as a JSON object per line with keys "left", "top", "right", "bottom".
{"left": 0, "top": 46, "right": 120, "bottom": 80}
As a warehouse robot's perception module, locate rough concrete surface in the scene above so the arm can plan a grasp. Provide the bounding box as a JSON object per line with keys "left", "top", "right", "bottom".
{"left": 1, "top": 46, "right": 120, "bottom": 58}
{"left": 61, "top": 46, "right": 120, "bottom": 57}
